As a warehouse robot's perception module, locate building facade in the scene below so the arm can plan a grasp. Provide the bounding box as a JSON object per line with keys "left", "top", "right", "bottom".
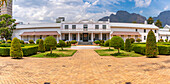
{"left": 12, "top": 20, "right": 159, "bottom": 43}
{"left": 0, "top": 0, "right": 12, "bottom": 16}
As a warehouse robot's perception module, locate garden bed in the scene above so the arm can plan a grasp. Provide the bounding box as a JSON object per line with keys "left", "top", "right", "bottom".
{"left": 95, "top": 49, "right": 143, "bottom": 58}
{"left": 30, "top": 49, "right": 77, "bottom": 58}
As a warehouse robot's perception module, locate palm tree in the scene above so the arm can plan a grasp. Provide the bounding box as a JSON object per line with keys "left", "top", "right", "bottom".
{"left": 0, "top": 0, "right": 12, "bottom": 7}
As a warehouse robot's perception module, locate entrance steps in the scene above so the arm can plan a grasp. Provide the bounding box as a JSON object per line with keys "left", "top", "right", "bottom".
{"left": 71, "top": 46, "right": 101, "bottom": 49}
{"left": 78, "top": 42, "right": 93, "bottom": 45}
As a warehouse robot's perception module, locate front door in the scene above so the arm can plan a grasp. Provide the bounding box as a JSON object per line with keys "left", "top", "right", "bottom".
{"left": 83, "top": 33, "right": 88, "bottom": 42}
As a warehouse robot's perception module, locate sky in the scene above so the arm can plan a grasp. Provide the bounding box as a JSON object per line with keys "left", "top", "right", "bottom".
{"left": 13, "top": 0, "right": 170, "bottom": 24}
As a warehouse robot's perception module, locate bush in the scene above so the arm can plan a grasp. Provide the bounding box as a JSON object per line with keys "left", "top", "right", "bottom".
{"left": 10, "top": 37, "right": 23, "bottom": 59}
{"left": 165, "top": 39, "right": 168, "bottom": 42}
{"left": 59, "top": 40, "right": 65, "bottom": 50}
{"left": 45, "top": 53, "right": 59, "bottom": 57}
{"left": 29, "top": 39, "right": 35, "bottom": 44}
{"left": 159, "top": 39, "right": 164, "bottom": 42}
{"left": 44, "top": 36, "right": 57, "bottom": 54}
{"left": 146, "top": 30, "right": 158, "bottom": 58}
{"left": 36, "top": 39, "right": 41, "bottom": 44}
{"left": 38, "top": 39, "right": 45, "bottom": 52}
{"left": 133, "top": 44, "right": 146, "bottom": 55}
{"left": 136, "top": 38, "right": 142, "bottom": 43}
{"left": 2, "top": 40, "right": 5, "bottom": 43}
{"left": 158, "top": 45, "right": 170, "bottom": 55}
{"left": 20, "top": 40, "right": 24, "bottom": 44}
{"left": 104, "top": 40, "right": 110, "bottom": 47}
{"left": 94, "top": 40, "right": 100, "bottom": 45}
{"left": 0, "top": 42, "right": 1, "bottom": 44}
{"left": 125, "top": 39, "right": 131, "bottom": 52}
{"left": 0, "top": 47, "right": 10, "bottom": 56}
{"left": 130, "top": 38, "right": 135, "bottom": 43}
{"left": 110, "top": 36, "right": 124, "bottom": 53}
{"left": 6, "top": 40, "right": 11, "bottom": 43}
{"left": 66, "top": 41, "right": 71, "bottom": 46}
{"left": 71, "top": 40, "right": 77, "bottom": 44}
{"left": 22, "top": 46, "right": 38, "bottom": 56}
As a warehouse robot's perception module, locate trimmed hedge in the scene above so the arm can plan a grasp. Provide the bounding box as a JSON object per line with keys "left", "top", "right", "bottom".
{"left": 0, "top": 46, "right": 38, "bottom": 56}
{"left": 0, "top": 44, "right": 24, "bottom": 47}
{"left": 133, "top": 44, "right": 170, "bottom": 55}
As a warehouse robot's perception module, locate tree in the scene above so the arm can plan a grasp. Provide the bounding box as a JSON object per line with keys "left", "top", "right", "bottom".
{"left": 0, "top": 14, "right": 16, "bottom": 40}
{"left": 130, "top": 38, "right": 135, "bottom": 43}
{"left": 0, "top": 0, "right": 12, "bottom": 7}
{"left": 36, "top": 39, "right": 41, "bottom": 44}
{"left": 10, "top": 37, "right": 23, "bottom": 59}
{"left": 44, "top": 36, "right": 57, "bottom": 54}
{"left": 38, "top": 39, "right": 45, "bottom": 52}
{"left": 146, "top": 30, "right": 158, "bottom": 58}
{"left": 147, "top": 17, "right": 154, "bottom": 24}
{"left": 155, "top": 20, "right": 162, "bottom": 28}
{"left": 125, "top": 39, "right": 131, "bottom": 52}
{"left": 110, "top": 36, "right": 124, "bottom": 53}
{"left": 59, "top": 40, "right": 65, "bottom": 50}
{"left": 29, "top": 39, "right": 34, "bottom": 44}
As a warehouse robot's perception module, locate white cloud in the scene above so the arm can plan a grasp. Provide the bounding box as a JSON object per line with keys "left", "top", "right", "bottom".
{"left": 164, "top": 6, "right": 169, "bottom": 10}
{"left": 134, "top": 0, "right": 152, "bottom": 8}
{"left": 139, "top": 10, "right": 143, "bottom": 14}
{"left": 13, "top": 0, "right": 113, "bottom": 23}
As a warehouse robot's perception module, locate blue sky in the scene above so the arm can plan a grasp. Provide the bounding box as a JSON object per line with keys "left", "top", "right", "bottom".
{"left": 13, "top": 0, "right": 170, "bottom": 23}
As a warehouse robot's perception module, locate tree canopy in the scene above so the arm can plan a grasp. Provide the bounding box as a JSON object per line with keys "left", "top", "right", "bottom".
{"left": 0, "top": 14, "right": 16, "bottom": 40}
{"left": 147, "top": 17, "right": 154, "bottom": 24}
{"left": 155, "top": 20, "right": 162, "bottom": 28}
{"left": 110, "top": 36, "right": 124, "bottom": 53}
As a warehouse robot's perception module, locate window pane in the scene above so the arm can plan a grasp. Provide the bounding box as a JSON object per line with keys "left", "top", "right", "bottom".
{"left": 103, "top": 25, "right": 106, "bottom": 29}
{"left": 95, "top": 25, "right": 99, "bottom": 29}
{"left": 72, "top": 25, "right": 76, "bottom": 29}
{"left": 65, "top": 25, "right": 68, "bottom": 29}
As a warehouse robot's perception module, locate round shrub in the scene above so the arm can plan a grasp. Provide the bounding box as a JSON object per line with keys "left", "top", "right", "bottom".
{"left": 146, "top": 30, "right": 158, "bottom": 58}
{"left": 38, "top": 39, "right": 45, "bottom": 52}
{"left": 94, "top": 40, "right": 100, "bottom": 45}
{"left": 20, "top": 40, "right": 24, "bottom": 44}
{"left": 7, "top": 40, "right": 11, "bottom": 43}
{"left": 66, "top": 41, "right": 71, "bottom": 46}
{"left": 10, "top": 37, "right": 23, "bottom": 59}
{"left": 59, "top": 40, "right": 65, "bottom": 50}
{"left": 44, "top": 36, "right": 57, "bottom": 54}
{"left": 159, "top": 39, "right": 164, "bottom": 42}
{"left": 130, "top": 38, "right": 135, "bottom": 43}
{"left": 125, "top": 38, "right": 131, "bottom": 52}
{"left": 36, "top": 39, "right": 41, "bottom": 44}
{"left": 136, "top": 38, "right": 142, "bottom": 43}
{"left": 104, "top": 40, "right": 110, "bottom": 47}
{"left": 165, "top": 39, "right": 168, "bottom": 42}
{"left": 29, "top": 39, "right": 34, "bottom": 44}
{"left": 71, "top": 40, "right": 77, "bottom": 44}
{"left": 110, "top": 36, "right": 124, "bottom": 53}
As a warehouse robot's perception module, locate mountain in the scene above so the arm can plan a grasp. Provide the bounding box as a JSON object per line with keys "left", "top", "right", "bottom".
{"left": 154, "top": 11, "right": 170, "bottom": 26}
{"left": 98, "top": 11, "right": 146, "bottom": 23}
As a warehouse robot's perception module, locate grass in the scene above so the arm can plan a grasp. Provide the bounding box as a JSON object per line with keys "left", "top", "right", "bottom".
{"left": 95, "top": 49, "right": 143, "bottom": 58}
{"left": 30, "top": 49, "right": 77, "bottom": 58}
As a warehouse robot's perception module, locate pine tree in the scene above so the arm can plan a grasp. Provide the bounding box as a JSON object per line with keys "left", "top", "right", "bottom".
{"left": 125, "top": 38, "right": 131, "bottom": 52}
{"left": 147, "top": 17, "right": 154, "bottom": 24}
{"left": 38, "top": 39, "right": 45, "bottom": 52}
{"left": 155, "top": 20, "right": 162, "bottom": 28}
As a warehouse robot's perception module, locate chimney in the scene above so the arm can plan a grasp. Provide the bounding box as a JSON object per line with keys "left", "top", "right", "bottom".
{"left": 144, "top": 20, "right": 147, "bottom": 24}
{"left": 108, "top": 19, "right": 110, "bottom": 22}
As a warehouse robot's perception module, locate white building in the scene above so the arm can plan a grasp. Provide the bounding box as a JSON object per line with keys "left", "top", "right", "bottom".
{"left": 159, "top": 25, "right": 170, "bottom": 41}
{"left": 12, "top": 20, "right": 159, "bottom": 43}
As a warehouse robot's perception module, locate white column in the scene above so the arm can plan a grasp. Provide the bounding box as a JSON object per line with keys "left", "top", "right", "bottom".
{"left": 57, "top": 35, "right": 58, "bottom": 42}
{"left": 60, "top": 34, "right": 62, "bottom": 40}
{"left": 69, "top": 32, "right": 71, "bottom": 41}
{"left": 78, "top": 32, "right": 80, "bottom": 42}
{"left": 91, "top": 32, "right": 93, "bottom": 42}
{"left": 100, "top": 32, "right": 102, "bottom": 40}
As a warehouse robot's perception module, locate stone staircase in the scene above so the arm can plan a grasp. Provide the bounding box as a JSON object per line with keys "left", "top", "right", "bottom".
{"left": 78, "top": 42, "right": 93, "bottom": 45}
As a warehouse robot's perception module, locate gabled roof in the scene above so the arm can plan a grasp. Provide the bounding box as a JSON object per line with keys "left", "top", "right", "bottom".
{"left": 111, "top": 31, "right": 141, "bottom": 36}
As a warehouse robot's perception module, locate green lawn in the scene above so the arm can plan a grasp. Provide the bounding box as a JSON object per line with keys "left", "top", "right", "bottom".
{"left": 95, "top": 49, "right": 143, "bottom": 58}
{"left": 30, "top": 49, "right": 77, "bottom": 58}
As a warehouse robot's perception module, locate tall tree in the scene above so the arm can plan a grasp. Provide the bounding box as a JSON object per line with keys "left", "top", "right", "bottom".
{"left": 0, "top": 0, "right": 12, "bottom": 7}
{"left": 155, "top": 20, "right": 162, "bottom": 28}
{"left": 147, "top": 17, "right": 154, "bottom": 24}
{"left": 0, "top": 14, "right": 16, "bottom": 40}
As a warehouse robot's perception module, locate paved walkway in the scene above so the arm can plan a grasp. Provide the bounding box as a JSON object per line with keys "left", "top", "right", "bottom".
{"left": 0, "top": 49, "right": 170, "bottom": 84}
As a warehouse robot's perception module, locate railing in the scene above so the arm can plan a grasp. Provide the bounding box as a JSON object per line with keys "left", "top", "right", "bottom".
{"left": 61, "top": 28, "right": 111, "bottom": 31}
